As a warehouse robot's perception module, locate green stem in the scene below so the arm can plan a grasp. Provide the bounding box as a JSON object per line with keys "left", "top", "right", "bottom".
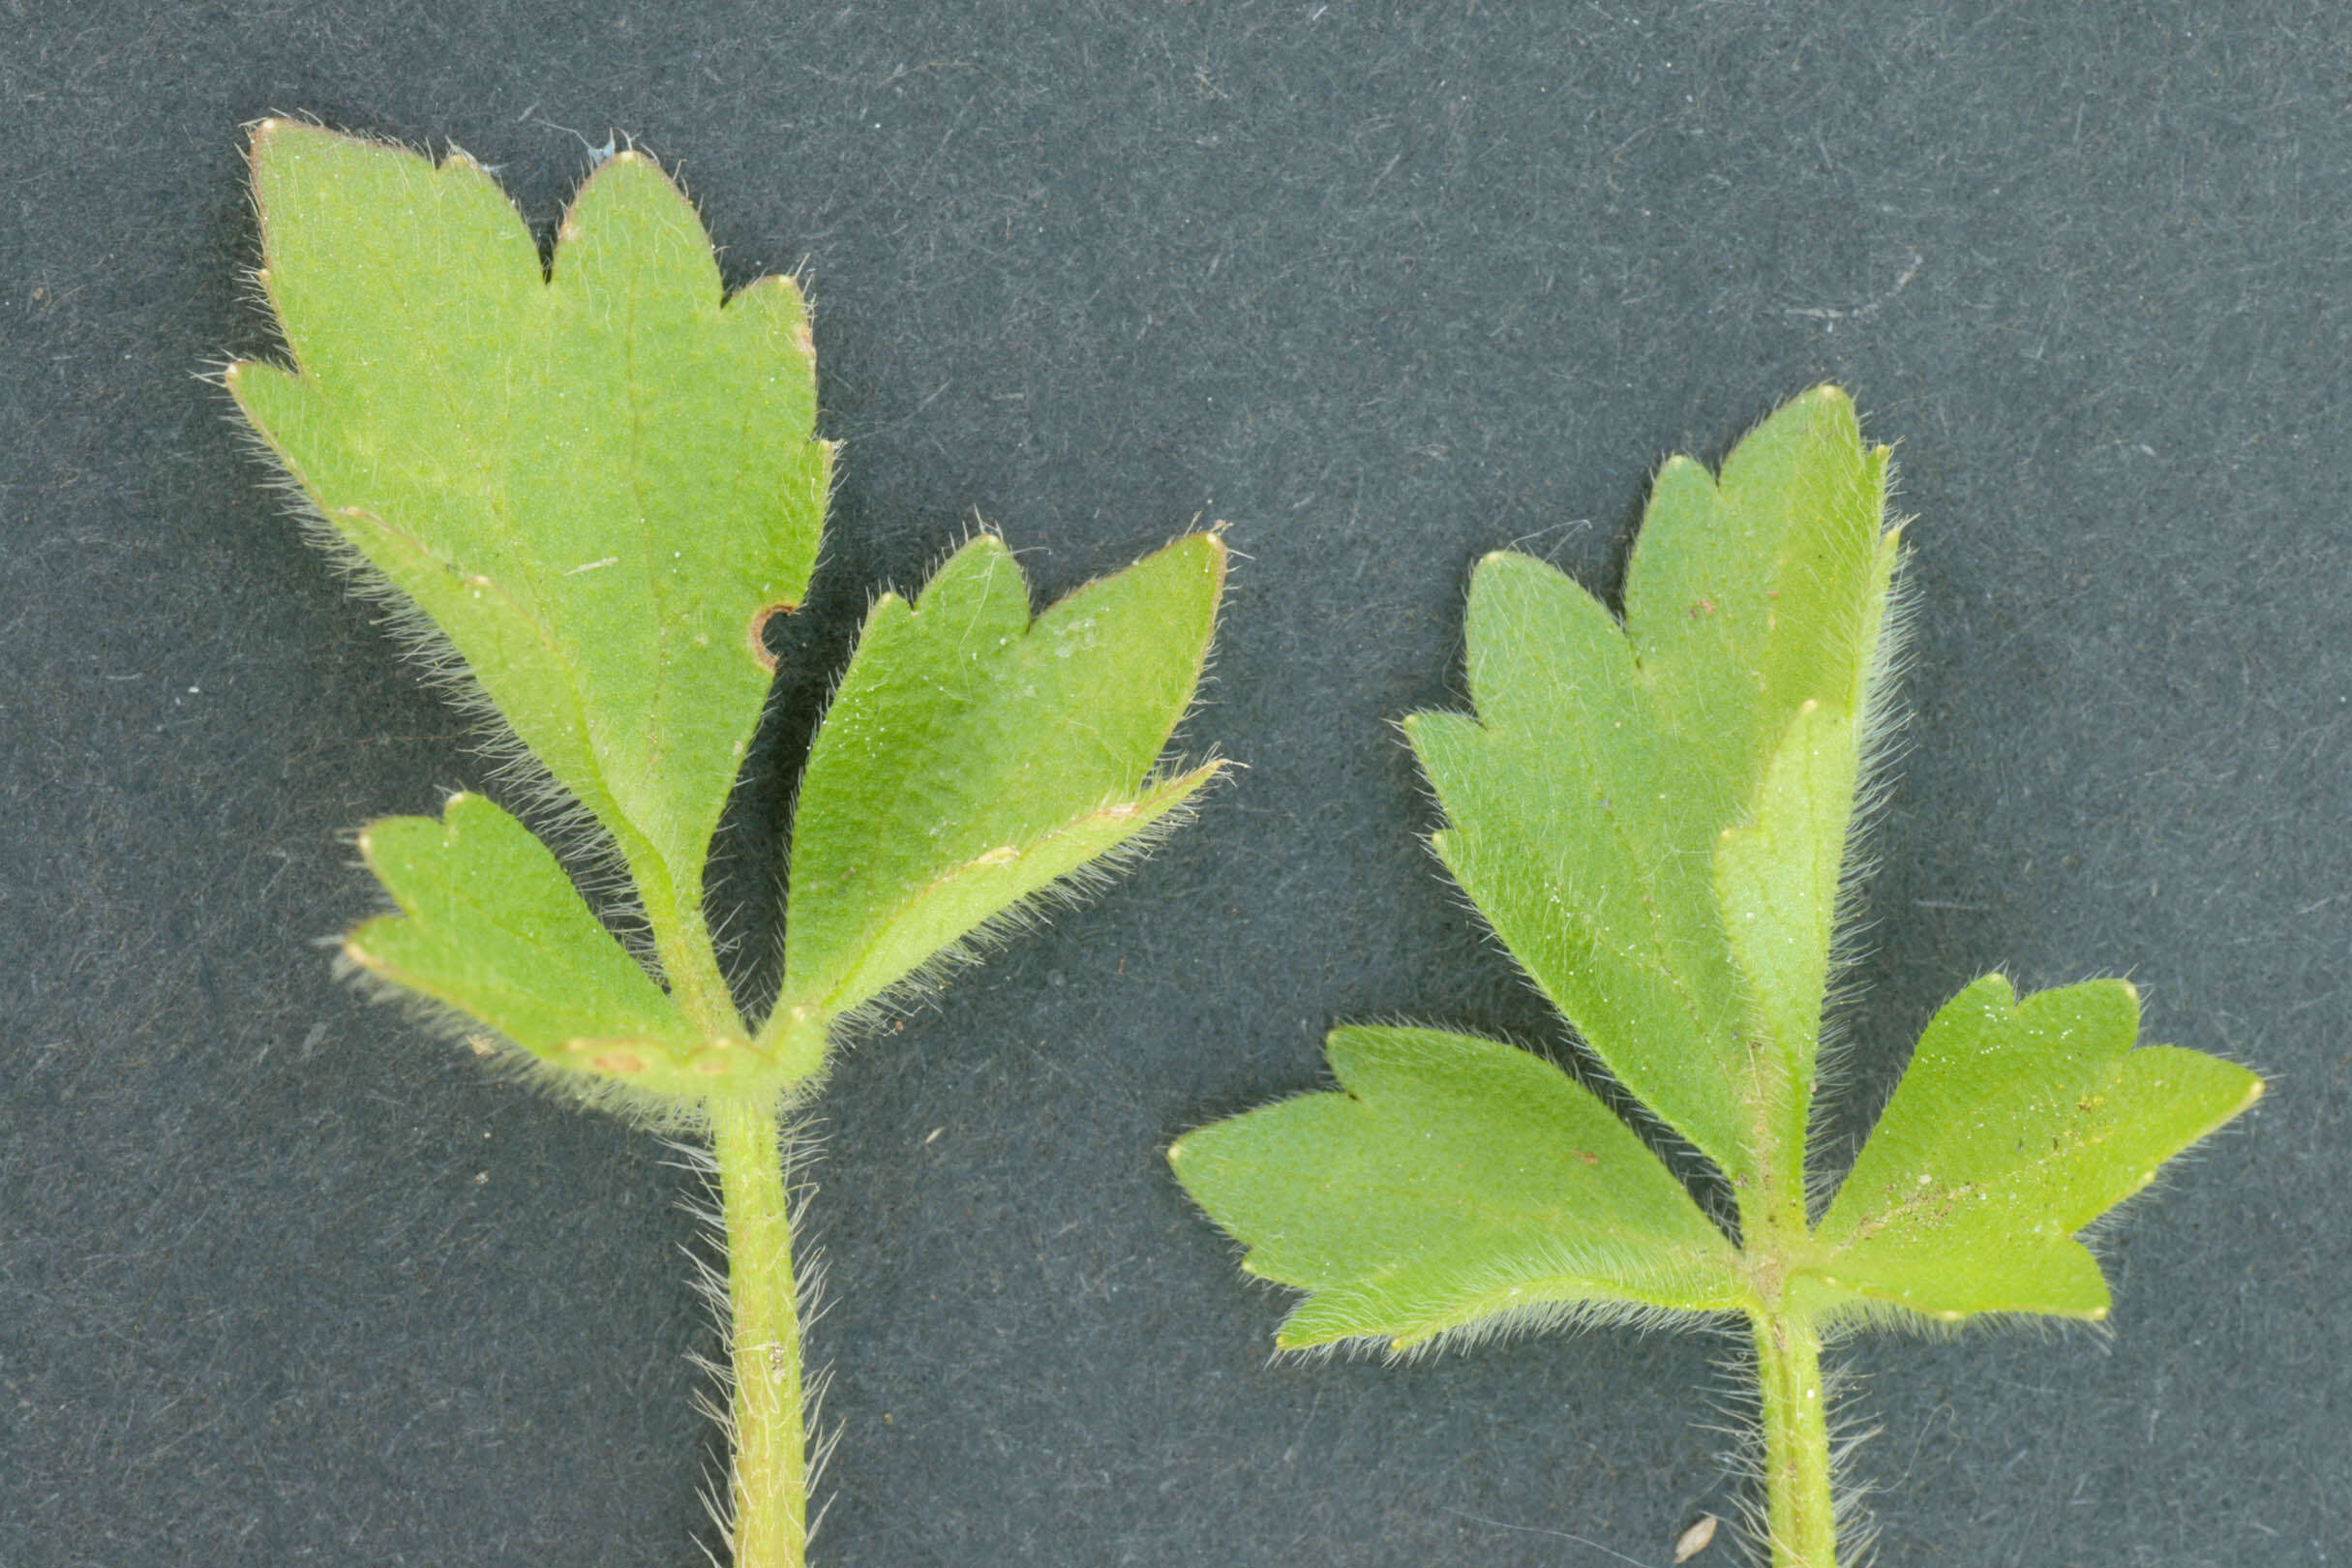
{"left": 1750, "top": 1308, "right": 1835, "bottom": 1568}
{"left": 712, "top": 1096, "right": 808, "bottom": 1568}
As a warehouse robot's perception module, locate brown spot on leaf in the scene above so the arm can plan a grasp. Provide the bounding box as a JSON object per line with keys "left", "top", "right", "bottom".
{"left": 748, "top": 602, "right": 800, "bottom": 671}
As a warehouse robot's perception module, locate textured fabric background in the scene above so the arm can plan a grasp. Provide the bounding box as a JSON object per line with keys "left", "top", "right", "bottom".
{"left": 3, "top": 4, "right": 2342, "bottom": 1564}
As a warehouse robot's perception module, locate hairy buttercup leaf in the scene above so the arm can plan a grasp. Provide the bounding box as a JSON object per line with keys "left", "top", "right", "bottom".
{"left": 1169, "top": 1026, "right": 1747, "bottom": 1351}
{"left": 230, "top": 121, "right": 828, "bottom": 933}
{"left": 347, "top": 792, "right": 718, "bottom": 1097}
{"left": 1803, "top": 974, "right": 2259, "bottom": 1322}
{"left": 228, "top": 121, "right": 1226, "bottom": 1568}
{"left": 773, "top": 531, "right": 1225, "bottom": 1040}
{"left": 1173, "top": 387, "right": 2260, "bottom": 1567}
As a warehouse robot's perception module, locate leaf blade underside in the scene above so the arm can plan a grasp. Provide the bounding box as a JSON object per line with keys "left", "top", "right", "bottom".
{"left": 1804, "top": 975, "right": 2263, "bottom": 1322}
{"left": 1170, "top": 1027, "right": 1749, "bottom": 1352}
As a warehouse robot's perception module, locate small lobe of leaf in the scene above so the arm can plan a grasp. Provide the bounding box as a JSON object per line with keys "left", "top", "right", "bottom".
{"left": 1169, "top": 1027, "right": 1748, "bottom": 1351}
{"left": 776, "top": 531, "right": 1226, "bottom": 1026}
{"left": 1805, "top": 974, "right": 2262, "bottom": 1322}
{"left": 349, "top": 794, "right": 781, "bottom": 1097}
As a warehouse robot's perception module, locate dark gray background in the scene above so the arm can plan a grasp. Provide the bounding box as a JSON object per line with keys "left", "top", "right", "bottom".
{"left": 3, "top": 3, "right": 2343, "bottom": 1564}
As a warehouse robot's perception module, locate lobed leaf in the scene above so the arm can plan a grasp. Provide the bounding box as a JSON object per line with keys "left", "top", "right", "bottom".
{"left": 226, "top": 121, "right": 829, "bottom": 903}
{"left": 1169, "top": 1026, "right": 1750, "bottom": 1352}
{"left": 347, "top": 794, "right": 782, "bottom": 1099}
{"left": 1805, "top": 975, "right": 2263, "bottom": 1321}
{"left": 1173, "top": 388, "right": 2266, "bottom": 1559}
{"left": 1404, "top": 387, "right": 1896, "bottom": 1181}
{"left": 774, "top": 532, "right": 1226, "bottom": 1030}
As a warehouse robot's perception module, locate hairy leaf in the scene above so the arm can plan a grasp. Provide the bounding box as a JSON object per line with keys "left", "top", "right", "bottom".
{"left": 231, "top": 123, "right": 1228, "bottom": 1117}
{"left": 1804, "top": 975, "right": 2263, "bottom": 1322}
{"left": 234, "top": 120, "right": 1235, "bottom": 1562}
{"left": 226, "top": 120, "right": 829, "bottom": 912}
{"left": 774, "top": 533, "right": 1225, "bottom": 1031}
{"left": 1170, "top": 1026, "right": 1747, "bottom": 1351}
{"left": 1402, "top": 388, "right": 1898, "bottom": 1182}
{"left": 1176, "top": 384, "right": 2261, "bottom": 1441}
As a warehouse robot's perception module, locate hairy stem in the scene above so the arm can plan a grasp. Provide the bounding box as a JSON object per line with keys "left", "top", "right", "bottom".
{"left": 712, "top": 1096, "right": 808, "bottom": 1568}
{"left": 1751, "top": 1309, "right": 1835, "bottom": 1568}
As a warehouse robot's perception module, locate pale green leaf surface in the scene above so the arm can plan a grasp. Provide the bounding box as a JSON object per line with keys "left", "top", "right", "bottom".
{"left": 777, "top": 532, "right": 1225, "bottom": 1025}
{"left": 347, "top": 793, "right": 761, "bottom": 1098}
{"left": 1169, "top": 1027, "right": 1749, "bottom": 1351}
{"left": 1806, "top": 975, "right": 2263, "bottom": 1320}
{"left": 1714, "top": 698, "right": 1857, "bottom": 1143}
{"left": 1405, "top": 387, "right": 1894, "bottom": 1178}
{"left": 227, "top": 121, "right": 828, "bottom": 895}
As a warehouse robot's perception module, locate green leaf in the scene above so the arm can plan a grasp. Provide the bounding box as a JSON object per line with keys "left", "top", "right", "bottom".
{"left": 1175, "top": 388, "right": 2263, "bottom": 1558}
{"left": 234, "top": 121, "right": 1236, "bottom": 1560}
{"left": 226, "top": 121, "right": 829, "bottom": 911}
{"left": 1403, "top": 387, "right": 1896, "bottom": 1182}
{"left": 1169, "top": 1026, "right": 1749, "bottom": 1351}
{"left": 1804, "top": 975, "right": 2263, "bottom": 1322}
{"left": 347, "top": 793, "right": 772, "bottom": 1099}
{"left": 232, "top": 118, "right": 1230, "bottom": 1120}
{"left": 774, "top": 532, "right": 1226, "bottom": 1030}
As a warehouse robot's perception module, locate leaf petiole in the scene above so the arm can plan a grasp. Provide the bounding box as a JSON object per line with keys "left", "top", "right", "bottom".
{"left": 713, "top": 1096, "right": 811, "bottom": 1568}
{"left": 1751, "top": 1308, "right": 1834, "bottom": 1568}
